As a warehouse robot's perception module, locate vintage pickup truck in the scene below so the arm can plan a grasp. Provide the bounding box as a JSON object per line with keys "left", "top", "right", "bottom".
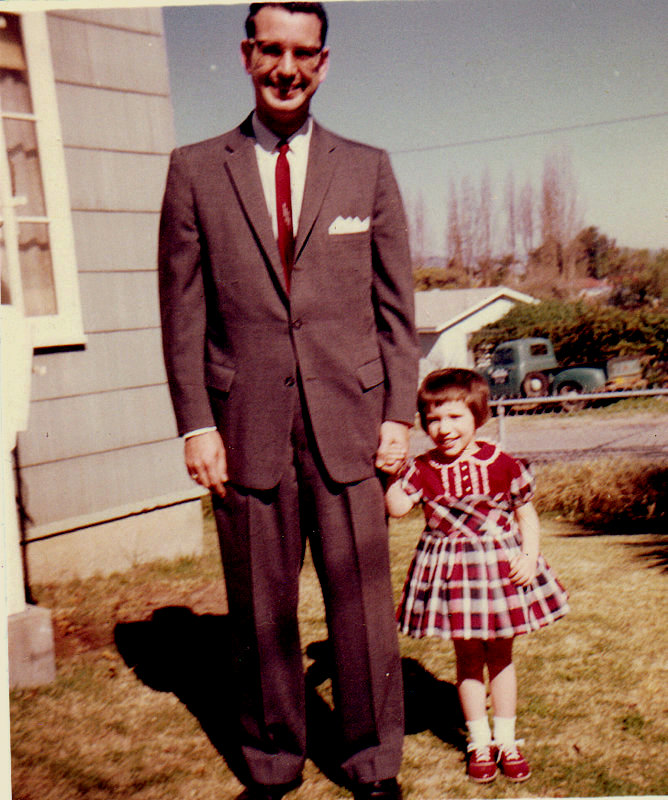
{"left": 479, "top": 337, "right": 643, "bottom": 405}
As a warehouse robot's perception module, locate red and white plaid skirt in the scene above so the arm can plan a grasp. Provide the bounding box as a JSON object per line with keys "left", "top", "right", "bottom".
{"left": 397, "top": 524, "right": 569, "bottom": 640}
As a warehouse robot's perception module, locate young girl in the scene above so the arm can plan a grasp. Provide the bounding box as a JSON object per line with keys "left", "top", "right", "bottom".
{"left": 386, "top": 368, "right": 569, "bottom": 784}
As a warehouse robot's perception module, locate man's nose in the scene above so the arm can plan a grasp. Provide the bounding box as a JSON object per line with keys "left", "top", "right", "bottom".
{"left": 276, "top": 50, "right": 297, "bottom": 76}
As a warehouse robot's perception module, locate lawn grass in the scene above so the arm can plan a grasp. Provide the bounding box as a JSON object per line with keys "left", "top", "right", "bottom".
{"left": 10, "top": 504, "right": 668, "bottom": 799}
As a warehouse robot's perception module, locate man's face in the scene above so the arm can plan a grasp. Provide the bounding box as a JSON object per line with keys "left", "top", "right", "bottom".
{"left": 241, "top": 6, "right": 329, "bottom": 132}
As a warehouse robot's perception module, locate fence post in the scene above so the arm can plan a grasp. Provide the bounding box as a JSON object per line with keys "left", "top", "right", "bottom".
{"left": 497, "top": 403, "right": 506, "bottom": 449}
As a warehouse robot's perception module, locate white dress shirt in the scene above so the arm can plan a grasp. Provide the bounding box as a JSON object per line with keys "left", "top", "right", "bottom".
{"left": 252, "top": 112, "right": 312, "bottom": 239}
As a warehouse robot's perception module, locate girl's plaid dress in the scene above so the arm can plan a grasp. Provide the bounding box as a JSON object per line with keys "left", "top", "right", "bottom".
{"left": 397, "top": 440, "right": 569, "bottom": 640}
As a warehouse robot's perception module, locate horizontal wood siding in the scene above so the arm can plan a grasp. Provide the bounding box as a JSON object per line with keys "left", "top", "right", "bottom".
{"left": 19, "top": 385, "right": 177, "bottom": 467}
{"left": 31, "top": 329, "right": 167, "bottom": 401}
{"left": 55, "top": 84, "right": 173, "bottom": 153}
{"left": 46, "top": 14, "right": 170, "bottom": 95}
{"left": 65, "top": 150, "right": 170, "bottom": 212}
{"left": 21, "top": 440, "right": 194, "bottom": 531}
{"left": 78, "top": 271, "right": 161, "bottom": 333}
{"left": 70, "top": 211, "right": 159, "bottom": 272}
{"left": 17, "top": 9, "right": 185, "bottom": 533}
{"left": 48, "top": 8, "right": 164, "bottom": 35}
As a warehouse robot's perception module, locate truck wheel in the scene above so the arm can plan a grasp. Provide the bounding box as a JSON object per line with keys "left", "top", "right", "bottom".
{"left": 522, "top": 371, "right": 549, "bottom": 397}
{"left": 558, "top": 382, "right": 585, "bottom": 412}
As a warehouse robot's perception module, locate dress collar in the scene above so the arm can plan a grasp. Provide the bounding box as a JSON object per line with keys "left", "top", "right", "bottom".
{"left": 425, "top": 440, "right": 498, "bottom": 467}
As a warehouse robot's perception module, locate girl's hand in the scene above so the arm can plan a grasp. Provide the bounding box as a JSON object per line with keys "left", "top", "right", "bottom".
{"left": 508, "top": 552, "right": 537, "bottom": 587}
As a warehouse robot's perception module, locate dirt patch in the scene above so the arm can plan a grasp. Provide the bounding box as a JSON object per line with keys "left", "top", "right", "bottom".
{"left": 51, "top": 580, "right": 228, "bottom": 659}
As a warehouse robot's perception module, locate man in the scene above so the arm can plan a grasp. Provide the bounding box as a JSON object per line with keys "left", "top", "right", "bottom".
{"left": 158, "top": 4, "right": 418, "bottom": 798}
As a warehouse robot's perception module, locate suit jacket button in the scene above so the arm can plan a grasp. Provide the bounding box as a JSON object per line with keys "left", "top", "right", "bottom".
{"left": 291, "top": 319, "right": 303, "bottom": 329}
{"left": 285, "top": 376, "right": 296, "bottom": 387}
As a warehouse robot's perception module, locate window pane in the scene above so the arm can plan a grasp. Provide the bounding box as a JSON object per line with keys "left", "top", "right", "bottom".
{"left": 0, "top": 15, "right": 27, "bottom": 74}
{"left": 0, "top": 67, "right": 32, "bottom": 113}
{"left": 4, "top": 118, "right": 46, "bottom": 216}
{"left": 19, "top": 221, "right": 56, "bottom": 316}
{"left": 0, "top": 224, "right": 11, "bottom": 304}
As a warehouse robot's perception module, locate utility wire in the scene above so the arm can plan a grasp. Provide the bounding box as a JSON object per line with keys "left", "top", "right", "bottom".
{"left": 390, "top": 111, "right": 668, "bottom": 155}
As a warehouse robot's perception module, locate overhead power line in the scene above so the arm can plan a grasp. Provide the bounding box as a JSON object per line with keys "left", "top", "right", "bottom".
{"left": 390, "top": 111, "right": 668, "bottom": 155}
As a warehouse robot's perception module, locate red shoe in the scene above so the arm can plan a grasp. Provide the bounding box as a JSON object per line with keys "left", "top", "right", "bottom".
{"left": 497, "top": 742, "right": 531, "bottom": 782}
{"left": 466, "top": 743, "right": 498, "bottom": 783}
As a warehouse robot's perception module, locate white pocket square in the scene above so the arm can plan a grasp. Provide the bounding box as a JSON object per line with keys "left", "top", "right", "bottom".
{"left": 328, "top": 215, "right": 370, "bottom": 235}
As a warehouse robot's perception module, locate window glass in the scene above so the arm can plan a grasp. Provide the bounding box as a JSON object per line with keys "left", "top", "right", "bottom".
{"left": 19, "top": 221, "right": 56, "bottom": 315}
{"left": 493, "top": 348, "right": 514, "bottom": 365}
{"left": 0, "top": 225, "right": 10, "bottom": 304}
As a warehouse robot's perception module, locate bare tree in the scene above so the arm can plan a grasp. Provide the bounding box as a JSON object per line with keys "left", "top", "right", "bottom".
{"left": 411, "top": 190, "right": 426, "bottom": 266}
{"left": 518, "top": 179, "right": 535, "bottom": 258}
{"left": 476, "top": 167, "right": 493, "bottom": 280}
{"left": 540, "top": 148, "right": 582, "bottom": 280}
{"left": 459, "top": 175, "right": 476, "bottom": 278}
{"left": 446, "top": 179, "right": 462, "bottom": 271}
{"left": 504, "top": 169, "right": 516, "bottom": 259}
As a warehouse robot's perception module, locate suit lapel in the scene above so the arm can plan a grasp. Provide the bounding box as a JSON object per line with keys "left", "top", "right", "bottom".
{"left": 223, "top": 117, "right": 287, "bottom": 293}
{"left": 295, "top": 121, "right": 338, "bottom": 261}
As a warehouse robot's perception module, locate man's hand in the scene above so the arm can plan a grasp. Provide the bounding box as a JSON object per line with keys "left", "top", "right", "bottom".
{"left": 375, "top": 420, "right": 410, "bottom": 475}
{"left": 184, "top": 430, "right": 228, "bottom": 497}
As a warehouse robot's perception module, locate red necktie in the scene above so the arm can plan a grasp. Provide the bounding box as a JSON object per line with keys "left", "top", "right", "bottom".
{"left": 275, "top": 140, "right": 294, "bottom": 289}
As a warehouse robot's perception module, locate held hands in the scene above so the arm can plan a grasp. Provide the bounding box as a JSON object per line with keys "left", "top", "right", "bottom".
{"left": 375, "top": 420, "right": 410, "bottom": 475}
{"left": 508, "top": 551, "right": 538, "bottom": 587}
{"left": 184, "top": 430, "right": 228, "bottom": 497}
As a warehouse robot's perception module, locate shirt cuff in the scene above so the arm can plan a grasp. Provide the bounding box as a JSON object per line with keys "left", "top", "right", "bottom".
{"left": 183, "top": 426, "right": 218, "bottom": 440}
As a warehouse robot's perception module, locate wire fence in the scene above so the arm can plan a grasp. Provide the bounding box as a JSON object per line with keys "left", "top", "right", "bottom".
{"left": 410, "top": 389, "right": 668, "bottom": 464}
{"left": 490, "top": 388, "right": 668, "bottom": 462}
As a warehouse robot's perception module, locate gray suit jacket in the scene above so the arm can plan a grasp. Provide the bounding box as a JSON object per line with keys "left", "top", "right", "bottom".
{"left": 159, "top": 116, "right": 418, "bottom": 489}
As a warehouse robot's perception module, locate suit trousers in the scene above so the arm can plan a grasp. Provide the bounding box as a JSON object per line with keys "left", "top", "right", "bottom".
{"left": 213, "top": 394, "right": 404, "bottom": 787}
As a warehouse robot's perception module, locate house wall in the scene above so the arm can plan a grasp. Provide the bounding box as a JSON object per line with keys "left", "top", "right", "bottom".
{"left": 16, "top": 9, "right": 203, "bottom": 583}
{"left": 419, "top": 297, "right": 520, "bottom": 377}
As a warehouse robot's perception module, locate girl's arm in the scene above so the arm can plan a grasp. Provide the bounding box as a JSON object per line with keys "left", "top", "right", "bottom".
{"left": 509, "top": 501, "right": 540, "bottom": 586}
{"left": 385, "top": 474, "right": 418, "bottom": 518}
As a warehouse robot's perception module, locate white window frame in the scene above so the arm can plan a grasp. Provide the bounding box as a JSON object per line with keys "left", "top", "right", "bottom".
{"left": 0, "top": 11, "right": 84, "bottom": 348}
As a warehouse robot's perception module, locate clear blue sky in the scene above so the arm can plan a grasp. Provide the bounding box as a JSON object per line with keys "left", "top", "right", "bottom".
{"left": 163, "top": 0, "right": 667, "bottom": 255}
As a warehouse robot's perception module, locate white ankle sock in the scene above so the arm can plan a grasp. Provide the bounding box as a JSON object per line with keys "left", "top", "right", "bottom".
{"left": 493, "top": 716, "right": 516, "bottom": 747}
{"left": 467, "top": 717, "right": 492, "bottom": 748}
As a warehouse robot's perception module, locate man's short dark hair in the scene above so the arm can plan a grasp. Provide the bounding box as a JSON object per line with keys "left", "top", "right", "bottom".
{"left": 418, "top": 368, "right": 491, "bottom": 431}
{"left": 245, "top": 2, "right": 328, "bottom": 47}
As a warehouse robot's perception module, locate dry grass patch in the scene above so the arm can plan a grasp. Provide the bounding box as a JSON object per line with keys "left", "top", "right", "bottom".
{"left": 10, "top": 504, "right": 668, "bottom": 799}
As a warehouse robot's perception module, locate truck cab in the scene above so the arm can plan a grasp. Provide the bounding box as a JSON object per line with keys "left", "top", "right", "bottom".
{"left": 483, "top": 338, "right": 559, "bottom": 398}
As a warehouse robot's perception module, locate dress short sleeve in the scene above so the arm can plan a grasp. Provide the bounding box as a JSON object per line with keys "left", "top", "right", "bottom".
{"left": 400, "top": 459, "right": 424, "bottom": 502}
{"left": 508, "top": 457, "right": 535, "bottom": 507}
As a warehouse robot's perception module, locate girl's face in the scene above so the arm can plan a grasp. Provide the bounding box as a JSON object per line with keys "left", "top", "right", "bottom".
{"left": 426, "top": 400, "right": 477, "bottom": 460}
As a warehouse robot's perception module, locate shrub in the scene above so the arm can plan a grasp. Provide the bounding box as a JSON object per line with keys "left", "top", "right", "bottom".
{"left": 533, "top": 458, "right": 667, "bottom": 525}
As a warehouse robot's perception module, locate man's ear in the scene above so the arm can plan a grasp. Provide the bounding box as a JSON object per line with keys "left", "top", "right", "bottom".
{"left": 316, "top": 47, "right": 330, "bottom": 84}
{"left": 240, "top": 39, "right": 253, "bottom": 74}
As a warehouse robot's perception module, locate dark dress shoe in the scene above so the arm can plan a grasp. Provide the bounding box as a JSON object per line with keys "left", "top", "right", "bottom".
{"left": 352, "top": 778, "right": 403, "bottom": 800}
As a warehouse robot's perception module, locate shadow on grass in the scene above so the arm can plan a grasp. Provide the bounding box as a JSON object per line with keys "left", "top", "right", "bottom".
{"left": 114, "top": 610, "right": 466, "bottom": 791}
{"left": 559, "top": 528, "right": 668, "bottom": 573}
{"left": 622, "top": 534, "right": 668, "bottom": 573}
{"left": 400, "top": 656, "right": 467, "bottom": 749}
{"left": 114, "top": 606, "right": 252, "bottom": 787}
